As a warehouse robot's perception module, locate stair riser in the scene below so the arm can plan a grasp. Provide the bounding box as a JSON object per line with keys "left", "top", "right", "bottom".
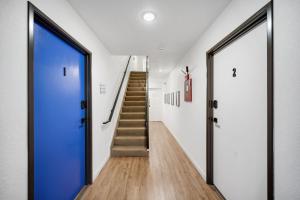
{"left": 111, "top": 149, "right": 148, "bottom": 157}
{"left": 127, "top": 87, "right": 145, "bottom": 91}
{"left": 117, "top": 130, "right": 145, "bottom": 136}
{"left": 125, "top": 96, "right": 146, "bottom": 101}
{"left": 130, "top": 72, "right": 146, "bottom": 75}
{"left": 129, "top": 82, "right": 145, "bottom": 86}
{"left": 120, "top": 113, "right": 145, "bottom": 119}
{"left": 130, "top": 76, "right": 146, "bottom": 80}
{"left": 130, "top": 74, "right": 146, "bottom": 77}
{"left": 130, "top": 73, "right": 146, "bottom": 76}
{"left": 129, "top": 76, "right": 146, "bottom": 79}
{"left": 128, "top": 83, "right": 146, "bottom": 87}
{"left": 129, "top": 78, "right": 146, "bottom": 81}
{"left": 119, "top": 120, "right": 145, "bottom": 127}
{"left": 122, "top": 107, "right": 145, "bottom": 112}
{"left": 130, "top": 78, "right": 146, "bottom": 81}
{"left": 114, "top": 138, "right": 146, "bottom": 146}
{"left": 126, "top": 92, "right": 146, "bottom": 96}
{"left": 124, "top": 101, "right": 145, "bottom": 106}
{"left": 129, "top": 80, "right": 146, "bottom": 83}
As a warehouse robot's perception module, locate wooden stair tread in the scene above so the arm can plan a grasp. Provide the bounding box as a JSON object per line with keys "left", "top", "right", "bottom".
{"left": 123, "top": 102, "right": 146, "bottom": 107}
{"left": 122, "top": 106, "right": 145, "bottom": 112}
{"left": 127, "top": 89, "right": 145, "bottom": 91}
{"left": 123, "top": 105, "right": 145, "bottom": 107}
{"left": 112, "top": 146, "right": 147, "bottom": 151}
{"left": 117, "top": 127, "right": 146, "bottom": 130}
{"left": 114, "top": 135, "right": 146, "bottom": 146}
{"left": 125, "top": 96, "right": 146, "bottom": 97}
{"left": 126, "top": 91, "right": 145, "bottom": 93}
{"left": 122, "top": 106, "right": 145, "bottom": 108}
{"left": 111, "top": 146, "right": 148, "bottom": 157}
{"left": 125, "top": 96, "right": 146, "bottom": 99}
{"left": 124, "top": 101, "right": 146, "bottom": 102}
{"left": 115, "top": 136, "right": 146, "bottom": 140}
{"left": 119, "top": 119, "right": 145, "bottom": 122}
{"left": 121, "top": 112, "right": 145, "bottom": 114}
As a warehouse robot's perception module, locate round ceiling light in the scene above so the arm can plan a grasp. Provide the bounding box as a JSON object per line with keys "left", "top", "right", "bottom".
{"left": 143, "top": 12, "right": 156, "bottom": 22}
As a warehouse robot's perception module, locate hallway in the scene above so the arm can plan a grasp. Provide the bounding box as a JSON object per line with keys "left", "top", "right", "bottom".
{"left": 1, "top": 1, "right": 300, "bottom": 199}
{"left": 80, "top": 122, "right": 220, "bottom": 200}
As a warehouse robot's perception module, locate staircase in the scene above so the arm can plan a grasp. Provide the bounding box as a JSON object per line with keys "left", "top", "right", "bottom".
{"left": 111, "top": 71, "right": 149, "bottom": 157}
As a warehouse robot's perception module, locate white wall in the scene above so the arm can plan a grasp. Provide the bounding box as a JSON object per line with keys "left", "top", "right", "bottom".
{"left": 0, "top": 0, "right": 129, "bottom": 199}
{"left": 94, "top": 55, "right": 130, "bottom": 178}
{"left": 149, "top": 76, "right": 165, "bottom": 89}
{"left": 274, "top": 0, "right": 300, "bottom": 199}
{"left": 163, "top": 0, "right": 270, "bottom": 179}
{"left": 130, "top": 55, "right": 147, "bottom": 72}
{"left": 149, "top": 88, "right": 162, "bottom": 121}
{"left": 162, "top": 0, "right": 300, "bottom": 199}
{"left": 149, "top": 76, "right": 165, "bottom": 121}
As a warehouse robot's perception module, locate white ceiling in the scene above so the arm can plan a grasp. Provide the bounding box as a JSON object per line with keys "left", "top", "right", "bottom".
{"left": 68, "top": 0, "right": 231, "bottom": 77}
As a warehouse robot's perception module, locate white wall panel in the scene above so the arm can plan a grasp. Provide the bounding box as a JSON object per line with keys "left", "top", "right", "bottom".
{"left": 0, "top": 1, "right": 128, "bottom": 199}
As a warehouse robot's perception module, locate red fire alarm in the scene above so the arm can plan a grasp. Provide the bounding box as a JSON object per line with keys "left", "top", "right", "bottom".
{"left": 184, "top": 66, "right": 192, "bottom": 102}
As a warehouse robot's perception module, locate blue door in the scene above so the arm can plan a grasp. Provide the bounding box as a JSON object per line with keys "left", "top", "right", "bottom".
{"left": 34, "top": 21, "right": 86, "bottom": 200}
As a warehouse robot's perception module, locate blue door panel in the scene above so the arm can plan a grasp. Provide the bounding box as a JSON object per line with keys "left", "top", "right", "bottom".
{"left": 34, "top": 21, "right": 86, "bottom": 200}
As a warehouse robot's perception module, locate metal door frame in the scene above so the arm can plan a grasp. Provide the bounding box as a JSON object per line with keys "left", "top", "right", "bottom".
{"left": 206, "top": 2, "right": 273, "bottom": 199}
{"left": 28, "top": 2, "right": 93, "bottom": 199}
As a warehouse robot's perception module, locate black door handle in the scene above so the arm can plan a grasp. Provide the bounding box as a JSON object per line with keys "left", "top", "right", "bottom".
{"left": 213, "top": 100, "right": 218, "bottom": 109}
{"left": 81, "top": 100, "right": 87, "bottom": 109}
{"left": 213, "top": 117, "right": 218, "bottom": 123}
{"left": 81, "top": 118, "right": 87, "bottom": 124}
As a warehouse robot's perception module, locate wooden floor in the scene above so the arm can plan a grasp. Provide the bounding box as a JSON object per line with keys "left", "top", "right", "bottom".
{"left": 80, "top": 122, "right": 220, "bottom": 200}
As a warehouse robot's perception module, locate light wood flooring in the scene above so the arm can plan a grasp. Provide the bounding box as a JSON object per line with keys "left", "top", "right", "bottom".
{"left": 80, "top": 122, "right": 220, "bottom": 200}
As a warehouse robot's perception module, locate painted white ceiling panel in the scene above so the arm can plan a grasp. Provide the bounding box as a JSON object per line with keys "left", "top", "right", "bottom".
{"left": 68, "top": 0, "right": 231, "bottom": 76}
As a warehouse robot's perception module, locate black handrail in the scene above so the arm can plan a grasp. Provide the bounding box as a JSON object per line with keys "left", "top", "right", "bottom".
{"left": 145, "top": 56, "right": 150, "bottom": 149}
{"left": 103, "top": 56, "right": 132, "bottom": 124}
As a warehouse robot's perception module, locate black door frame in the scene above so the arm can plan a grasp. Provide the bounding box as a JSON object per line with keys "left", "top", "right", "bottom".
{"left": 206, "top": 2, "right": 273, "bottom": 200}
{"left": 28, "top": 2, "right": 93, "bottom": 199}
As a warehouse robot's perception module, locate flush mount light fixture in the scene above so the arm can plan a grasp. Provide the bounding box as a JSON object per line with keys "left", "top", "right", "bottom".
{"left": 143, "top": 12, "right": 156, "bottom": 22}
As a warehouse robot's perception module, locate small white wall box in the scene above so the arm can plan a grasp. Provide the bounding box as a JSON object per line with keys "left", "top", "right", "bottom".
{"left": 99, "top": 83, "right": 106, "bottom": 94}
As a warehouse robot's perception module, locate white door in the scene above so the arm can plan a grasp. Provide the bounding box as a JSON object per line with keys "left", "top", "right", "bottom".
{"left": 213, "top": 22, "right": 267, "bottom": 200}
{"left": 149, "top": 88, "right": 162, "bottom": 121}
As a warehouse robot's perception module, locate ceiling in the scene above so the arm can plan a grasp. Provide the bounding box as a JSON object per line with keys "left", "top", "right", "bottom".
{"left": 68, "top": 0, "right": 231, "bottom": 77}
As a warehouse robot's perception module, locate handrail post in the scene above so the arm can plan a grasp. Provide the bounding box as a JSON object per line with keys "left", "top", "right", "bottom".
{"left": 146, "top": 56, "right": 150, "bottom": 149}
{"left": 102, "top": 56, "right": 132, "bottom": 124}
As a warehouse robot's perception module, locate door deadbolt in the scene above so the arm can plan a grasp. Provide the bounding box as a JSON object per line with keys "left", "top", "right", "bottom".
{"left": 81, "top": 118, "right": 87, "bottom": 124}
{"left": 213, "top": 100, "right": 218, "bottom": 109}
{"left": 213, "top": 118, "right": 218, "bottom": 123}
{"left": 81, "top": 100, "right": 87, "bottom": 109}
